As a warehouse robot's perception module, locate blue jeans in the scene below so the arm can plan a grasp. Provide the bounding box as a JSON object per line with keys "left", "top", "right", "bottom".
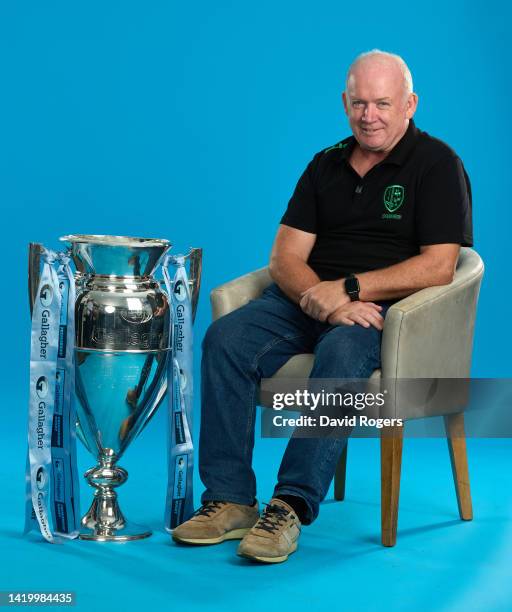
{"left": 199, "top": 283, "right": 392, "bottom": 524}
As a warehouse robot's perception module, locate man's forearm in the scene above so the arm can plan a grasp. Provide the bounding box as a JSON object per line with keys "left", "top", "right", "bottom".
{"left": 269, "top": 253, "right": 321, "bottom": 303}
{"left": 357, "top": 251, "right": 457, "bottom": 302}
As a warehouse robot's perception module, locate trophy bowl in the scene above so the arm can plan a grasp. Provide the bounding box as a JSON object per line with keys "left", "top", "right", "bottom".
{"left": 61, "top": 234, "right": 172, "bottom": 542}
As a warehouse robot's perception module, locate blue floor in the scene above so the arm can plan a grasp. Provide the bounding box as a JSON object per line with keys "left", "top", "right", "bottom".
{"left": 3, "top": 409, "right": 512, "bottom": 612}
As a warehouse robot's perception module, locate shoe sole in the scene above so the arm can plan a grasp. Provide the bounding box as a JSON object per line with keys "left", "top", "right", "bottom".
{"left": 237, "top": 541, "right": 298, "bottom": 563}
{"left": 172, "top": 527, "right": 252, "bottom": 545}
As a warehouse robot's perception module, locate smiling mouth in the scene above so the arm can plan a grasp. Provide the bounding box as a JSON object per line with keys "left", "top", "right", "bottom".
{"left": 361, "top": 127, "right": 381, "bottom": 135}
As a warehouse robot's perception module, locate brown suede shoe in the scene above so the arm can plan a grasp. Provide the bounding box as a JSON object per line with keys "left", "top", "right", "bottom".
{"left": 237, "top": 498, "right": 301, "bottom": 563}
{"left": 172, "top": 500, "right": 259, "bottom": 545}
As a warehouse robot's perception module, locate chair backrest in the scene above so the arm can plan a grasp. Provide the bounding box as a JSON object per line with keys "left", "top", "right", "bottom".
{"left": 381, "top": 247, "right": 484, "bottom": 379}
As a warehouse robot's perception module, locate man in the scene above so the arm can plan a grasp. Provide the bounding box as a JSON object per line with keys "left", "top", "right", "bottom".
{"left": 172, "top": 50, "right": 473, "bottom": 563}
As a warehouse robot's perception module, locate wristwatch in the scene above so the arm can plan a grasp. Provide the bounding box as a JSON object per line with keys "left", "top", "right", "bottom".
{"left": 344, "top": 274, "right": 360, "bottom": 302}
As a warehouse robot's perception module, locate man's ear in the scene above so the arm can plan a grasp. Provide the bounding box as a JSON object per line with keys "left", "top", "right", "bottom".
{"left": 406, "top": 93, "right": 418, "bottom": 119}
{"left": 342, "top": 91, "right": 349, "bottom": 116}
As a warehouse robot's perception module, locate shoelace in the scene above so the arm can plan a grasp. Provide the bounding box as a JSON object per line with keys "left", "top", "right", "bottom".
{"left": 193, "top": 500, "right": 227, "bottom": 518}
{"left": 255, "top": 503, "right": 294, "bottom": 534}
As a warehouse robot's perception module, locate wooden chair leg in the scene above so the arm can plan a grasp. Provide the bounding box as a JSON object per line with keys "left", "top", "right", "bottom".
{"left": 381, "top": 424, "right": 404, "bottom": 547}
{"left": 334, "top": 441, "right": 348, "bottom": 501}
{"left": 444, "top": 412, "right": 473, "bottom": 520}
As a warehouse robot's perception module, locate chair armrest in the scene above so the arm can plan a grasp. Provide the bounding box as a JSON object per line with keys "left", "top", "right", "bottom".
{"left": 382, "top": 248, "right": 484, "bottom": 379}
{"left": 210, "top": 249, "right": 484, "bottom": 378}
{"left": 210, "top": 267, "right": 273, "bottom": 320}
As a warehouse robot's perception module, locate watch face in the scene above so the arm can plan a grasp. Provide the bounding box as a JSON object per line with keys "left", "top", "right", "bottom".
{"left": 345, "top": 276, "right": 359, "bottom": 294}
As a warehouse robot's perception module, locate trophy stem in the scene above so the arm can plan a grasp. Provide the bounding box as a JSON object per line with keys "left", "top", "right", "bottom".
{"left": 79, "top": 449, "right": 151, "bottom": 542}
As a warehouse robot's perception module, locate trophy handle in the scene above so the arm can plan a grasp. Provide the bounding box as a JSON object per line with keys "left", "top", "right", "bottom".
{"left": 186, "top": 247, "right": 202, "bottom": 323}
{"left": 28, "top": 242, "right": 43, "bottom": 316}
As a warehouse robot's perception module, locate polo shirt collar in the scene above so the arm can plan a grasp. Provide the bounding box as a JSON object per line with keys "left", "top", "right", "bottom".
{"left": 382, "top": 119, "right": 418, "bottom": 165}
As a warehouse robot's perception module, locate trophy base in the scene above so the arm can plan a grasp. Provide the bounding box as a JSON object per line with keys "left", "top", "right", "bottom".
{"left": 80, "top": 455, "right": 151, "bottom": 542}
{"left": 79, "top": 522, "right": 152, "bottom": 542}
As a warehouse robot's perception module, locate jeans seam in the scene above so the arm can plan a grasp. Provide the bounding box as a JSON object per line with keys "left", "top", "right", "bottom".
{"left": 243, "top": 332, "right": 308, "bottom": 461}
{"left": 316, "top": 439, "right": 344, "bottom": 492}
{"left": 250, "top": 332, "right": 308, "bottom": 372}
{"left": 314, "top": 344, "right": 380, "bottom": 489}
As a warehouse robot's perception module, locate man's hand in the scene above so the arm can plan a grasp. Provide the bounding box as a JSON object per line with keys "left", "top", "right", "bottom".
{"left": 327, "top": 301, "right": 384, "bottom": 330}
{"left": 299, "top": 280, "right": 350, "bottom": 321}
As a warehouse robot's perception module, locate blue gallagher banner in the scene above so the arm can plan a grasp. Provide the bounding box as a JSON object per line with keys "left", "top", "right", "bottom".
{"left": 163, "top": 255, "right": 194, "bottom": 531}
{"left": 25, "top": 249, "right": 80, "bottom": 542}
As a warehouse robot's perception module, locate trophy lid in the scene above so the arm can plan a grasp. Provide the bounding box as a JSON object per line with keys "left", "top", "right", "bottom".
{"left": 60, "top": 234, "right": 171, "bottom": 277}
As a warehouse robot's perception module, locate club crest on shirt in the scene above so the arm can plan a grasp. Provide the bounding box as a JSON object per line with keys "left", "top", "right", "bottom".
{"left": 383, "top": 185, "right": 405, "bottom": 212}
{"left": 382, "top": 185, "right": 405, "bottom": 219}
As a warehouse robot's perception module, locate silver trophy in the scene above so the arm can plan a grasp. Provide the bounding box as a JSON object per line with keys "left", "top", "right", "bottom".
{"left": 29, "top": 235, "right": 202, "bottom": 542}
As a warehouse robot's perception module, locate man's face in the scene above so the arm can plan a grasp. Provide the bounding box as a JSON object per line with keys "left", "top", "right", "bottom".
{"left": 342, "top": 59, "right": 418, "bottom": 153}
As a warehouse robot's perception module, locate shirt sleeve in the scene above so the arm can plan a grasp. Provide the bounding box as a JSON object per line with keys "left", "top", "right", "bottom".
{"left": 280, "top": 156, "right": 319, "bottom": 234}
{"left": 416, "top": 154, "right": 473, "bottom": 246}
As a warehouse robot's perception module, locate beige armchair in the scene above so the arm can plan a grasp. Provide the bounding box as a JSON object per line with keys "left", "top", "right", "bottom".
{"left": 210, "top": 248, "right": 484, "bottom": 546}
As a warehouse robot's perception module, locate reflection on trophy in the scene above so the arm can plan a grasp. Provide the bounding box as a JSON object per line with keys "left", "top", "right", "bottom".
{"left": 56, "top": 234, "right": 202, "bottom": 542}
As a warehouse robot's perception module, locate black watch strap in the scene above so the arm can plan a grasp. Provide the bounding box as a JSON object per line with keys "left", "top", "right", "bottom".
{"left": 344, "top": 274, "right": 360, "bottom": 302}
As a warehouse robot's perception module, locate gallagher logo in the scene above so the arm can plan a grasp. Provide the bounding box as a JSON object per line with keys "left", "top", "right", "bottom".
{"left": 36, "top": 376, "right": 49, "bottom": 399}
{"left": 36, "top": 466, "right": 47, "bottom": 490}
{"left": 39, "top": 284, "right": 53, "bottom": 307}
{"left": 173, "top": 279, "right": 187, "bottom": 302}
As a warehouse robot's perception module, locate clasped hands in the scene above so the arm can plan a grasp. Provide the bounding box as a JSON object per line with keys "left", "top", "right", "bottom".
{"left": 299, "top": 280, "right": 384, "bottom": 330}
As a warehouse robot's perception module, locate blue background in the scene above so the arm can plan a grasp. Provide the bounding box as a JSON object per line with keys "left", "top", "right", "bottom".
{"left": 1, "top": 1, "right": 511, "bottom": 610}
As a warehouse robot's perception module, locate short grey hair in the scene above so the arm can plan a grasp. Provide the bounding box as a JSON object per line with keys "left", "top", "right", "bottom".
{"left": 346, "top": 49, "right": 413, "bottom": 96}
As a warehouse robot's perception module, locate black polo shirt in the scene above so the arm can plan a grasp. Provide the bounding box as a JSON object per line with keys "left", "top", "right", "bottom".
{"left": 280, "top": 120, "right": 473, "bottom": 281}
